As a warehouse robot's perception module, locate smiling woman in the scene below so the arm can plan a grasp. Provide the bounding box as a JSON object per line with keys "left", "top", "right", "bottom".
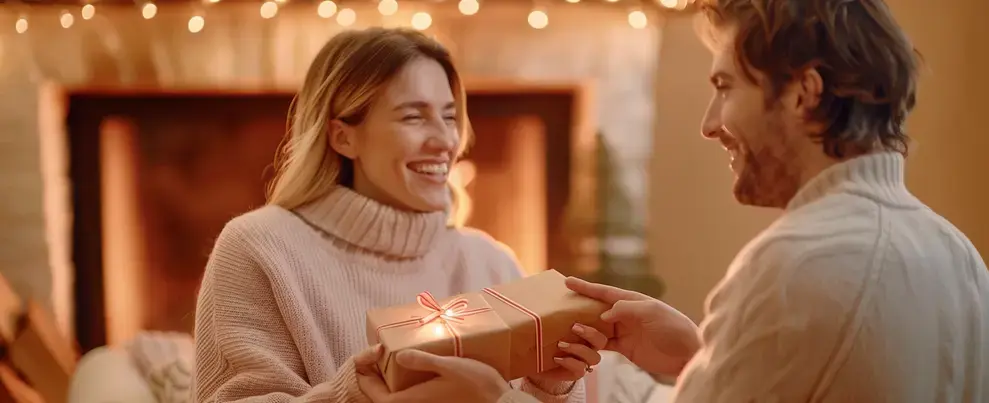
{"left": 192, "top": 27, "right": 598, "bottom": 403}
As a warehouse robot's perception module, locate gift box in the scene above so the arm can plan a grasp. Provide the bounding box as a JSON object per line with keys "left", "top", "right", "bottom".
{"left": 365, "top": 269, "right": 614, "bottom": 392}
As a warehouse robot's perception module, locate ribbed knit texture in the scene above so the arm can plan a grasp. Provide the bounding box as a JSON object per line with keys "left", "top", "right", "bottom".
{"left": 192, "top": 186, "right": 585, "bottom": 403}
{"left": 674, "top": 152, "right": 989, "bottom": 402}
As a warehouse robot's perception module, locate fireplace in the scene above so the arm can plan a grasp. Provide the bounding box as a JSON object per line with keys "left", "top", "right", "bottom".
{"left": 55, "top": 81, "right": 597, "bottom": 352}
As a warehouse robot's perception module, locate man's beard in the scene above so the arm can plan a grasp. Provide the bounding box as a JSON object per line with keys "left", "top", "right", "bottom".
{"left": 732, "top": 119, "right": 803, "bottom": 208}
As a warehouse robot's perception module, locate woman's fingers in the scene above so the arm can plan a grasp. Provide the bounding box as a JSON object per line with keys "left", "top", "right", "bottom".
{"left": 552, "top": 356, "right": 590, "bottom": 378}
{"left": 558, "top": 341, "right": 602, "bottom": 366}
{"left": 572, "top": 323, "right": 609, "bottom": 350}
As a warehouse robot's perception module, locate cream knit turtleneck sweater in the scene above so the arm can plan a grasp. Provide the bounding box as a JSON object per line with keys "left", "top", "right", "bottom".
{"left": 192, "top": 187, "right": 584, "bottom": 403}
{"left": 674, "top": 152, "right": 989, "bottom": 402}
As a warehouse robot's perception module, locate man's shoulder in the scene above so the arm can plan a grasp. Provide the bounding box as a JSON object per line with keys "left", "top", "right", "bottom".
{"left": 731, "top": 211, "right": 876, "bottom": 276}
{"left": 719, "top": 214, "right": 878, "bottom": 309}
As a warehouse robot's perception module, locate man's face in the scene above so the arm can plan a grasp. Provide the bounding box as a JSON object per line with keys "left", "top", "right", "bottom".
{"left": 700, "top": 31, "right": 804, "bottom": 208}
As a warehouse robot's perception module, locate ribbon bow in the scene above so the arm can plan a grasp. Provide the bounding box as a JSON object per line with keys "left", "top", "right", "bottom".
{"left": 416, "top": 292, "right": 489, "bottom": 325}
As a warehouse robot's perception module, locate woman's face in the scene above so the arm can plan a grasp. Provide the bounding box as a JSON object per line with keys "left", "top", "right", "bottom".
{"left": 333, "top": 57, "right": 460, "bottom": 212}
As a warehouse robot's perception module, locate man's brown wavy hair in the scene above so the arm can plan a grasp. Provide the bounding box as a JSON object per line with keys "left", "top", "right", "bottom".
{"left": 698, "top": 0, "right": 922, "bottom": 158}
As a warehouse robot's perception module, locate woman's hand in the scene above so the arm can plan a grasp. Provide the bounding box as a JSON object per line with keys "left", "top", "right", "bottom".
{"left": 358, "top": 349, "right": 510, "bottom": 403}
{"left": 525, "top": 322, "right": 609, "bottom": 385}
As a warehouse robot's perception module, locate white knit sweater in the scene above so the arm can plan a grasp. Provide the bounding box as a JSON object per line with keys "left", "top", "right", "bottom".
{"left": 674, "top": 152, "right": 989, "bottom": 402}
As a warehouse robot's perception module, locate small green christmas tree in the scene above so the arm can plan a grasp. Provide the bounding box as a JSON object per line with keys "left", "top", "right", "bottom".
{"left": 582, "top": 132, "right": 665, "bottom": 299}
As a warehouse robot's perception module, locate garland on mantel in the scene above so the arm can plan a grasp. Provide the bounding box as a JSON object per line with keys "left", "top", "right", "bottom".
{"left": 6, "top": 0, "right": 697, "bottom": 34}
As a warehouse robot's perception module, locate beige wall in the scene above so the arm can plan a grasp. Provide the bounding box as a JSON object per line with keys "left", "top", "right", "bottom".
{"left": 649, "top": 0, "right": 989, "bottom": 321}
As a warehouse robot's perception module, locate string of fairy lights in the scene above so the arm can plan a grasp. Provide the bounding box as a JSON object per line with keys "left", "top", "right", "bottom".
{"left": 9, "top": 0, "right": 694, "bottom": 35}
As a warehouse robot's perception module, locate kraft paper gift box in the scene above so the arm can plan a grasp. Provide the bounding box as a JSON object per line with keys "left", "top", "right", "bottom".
{"left": 365, "top": 269, "right": 615, "bottom": 392}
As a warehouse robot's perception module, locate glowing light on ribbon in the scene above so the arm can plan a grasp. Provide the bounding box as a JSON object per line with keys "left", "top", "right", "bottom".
{"left": 376, "top": 291, "right": 490, "bottom": 357}
{"left": 482, "top": 287, "right": 545, "bottom": 372}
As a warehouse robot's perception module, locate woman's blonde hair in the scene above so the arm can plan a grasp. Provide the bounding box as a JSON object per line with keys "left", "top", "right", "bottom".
{"left": 267, "top": 28, "right": 471, "bottom": 220}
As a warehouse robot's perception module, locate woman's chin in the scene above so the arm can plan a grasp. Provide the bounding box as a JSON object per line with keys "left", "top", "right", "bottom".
{"left": 403, "top": 192, "right": 449, "bottom": 213}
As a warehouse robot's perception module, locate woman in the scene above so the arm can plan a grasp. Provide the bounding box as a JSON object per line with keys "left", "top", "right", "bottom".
{"left": 192, "top": 28, "right": 605, "bottom": 403}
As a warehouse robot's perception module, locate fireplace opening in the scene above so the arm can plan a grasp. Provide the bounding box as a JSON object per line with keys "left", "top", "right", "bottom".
{"left": 62, "top": 83, "right": 596, "bottom": 353}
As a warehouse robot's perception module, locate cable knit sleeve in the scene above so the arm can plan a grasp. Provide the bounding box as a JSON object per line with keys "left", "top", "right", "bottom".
{"left": 470, "top": 230, "right": 586, "bottom": 403}
{"left": 193, "top": 222, "right": 368, "bottom": 403}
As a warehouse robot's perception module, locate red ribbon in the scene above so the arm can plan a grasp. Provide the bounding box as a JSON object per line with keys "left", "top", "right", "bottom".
{"left": 376, "top": 291, "right": 490, "bottom": 357}
{"left": 482, "top": 287, "right": 545, "bottom": 373}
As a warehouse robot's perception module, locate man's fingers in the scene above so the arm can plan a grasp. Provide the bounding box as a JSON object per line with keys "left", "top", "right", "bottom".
{"left": 565, "top": 277, "right": 649, "bottom": 304}
{"left": 355, "top": 344, "right": 383, "bottom": 375}
{"left": 395, "top": 349, "right": 458, "bottom": 376}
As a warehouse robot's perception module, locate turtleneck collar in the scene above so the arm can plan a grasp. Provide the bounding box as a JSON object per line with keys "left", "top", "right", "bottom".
{"left": 786, "top": 152, "right": 920, "bottom": 211}
{"left": 293, "top": 186, "right": 448, "bottom": 259}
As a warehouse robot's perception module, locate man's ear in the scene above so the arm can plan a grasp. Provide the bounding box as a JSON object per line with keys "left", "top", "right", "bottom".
{"left": 793, "top": 67, "right": 824, "bottom": 117}
{"left": 329, "top": 119, "right": 358, "bottom": 159}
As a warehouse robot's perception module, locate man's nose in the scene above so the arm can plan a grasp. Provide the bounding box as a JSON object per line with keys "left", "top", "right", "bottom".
{"left": 699, "top": 103, "right": 721, "bottom": 140}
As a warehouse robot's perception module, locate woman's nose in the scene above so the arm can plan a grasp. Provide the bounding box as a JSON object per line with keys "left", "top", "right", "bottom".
{"left": 426, "top": 119, "right": 458, "bottom": 152}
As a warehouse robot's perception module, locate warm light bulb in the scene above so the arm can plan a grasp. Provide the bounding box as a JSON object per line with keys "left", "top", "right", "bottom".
{"left": 458, "top": 0, "right": 479, "bottom": 15}
{"left": 565, "top": 0, "right": 579, "bottom": 3}
{"left": 141, "top": 3, "right": 158, "bottom": 19}
{"left": 14, "top": 17, "right": 27, "bottom": 34}
{"left": 377, "top": 0, "right": 398, "bottom": 16}
{"left": 59, "top": 11, "right": 74, "bottom": 28}
{"left": 659, "top": 0, "right": 677, "bottom": 8}
{"left": 527, "top": 10, "right": 548, "bottom": 29}
{"left": 81, "top": 4, "right": 95, "bottom": 20}
{"left": 260, "top": 1, "right": 278, "bottom": 18}
{"left": 336, "top": 8, "right": 356, "bottom": 26}
{"left": 317, "top": 0, "right": 337, "bottom": 18}
{"left": 628, "top": 10, "right": 647, "bottom": 29}
{"left": 411, "top": 11, "right": 431, "bottom": 30}
{"left": 188, "top": 15, "right": 205, "bottom": 33}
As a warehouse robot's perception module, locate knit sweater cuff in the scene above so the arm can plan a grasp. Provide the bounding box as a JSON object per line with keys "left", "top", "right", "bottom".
{"left": 304, "top": 357, "right": 369, "bottom": 403}
{"left": 498, "top": 390, "right": 542, "bottom": 403}
{"left": 518, "top": 378, "right": 578, "bottom": 403}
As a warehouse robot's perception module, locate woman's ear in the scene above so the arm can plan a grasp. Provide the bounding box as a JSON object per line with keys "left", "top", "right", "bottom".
{"left": 329, "top": 119, "right": 359, "bottom": 159}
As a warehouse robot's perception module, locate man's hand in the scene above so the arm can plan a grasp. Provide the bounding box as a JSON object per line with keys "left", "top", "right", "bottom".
{"left": 565, "top": 277, "right": 701, "bottom": 377}
{"left": 358, "top": 349, "right": 510, "bottom": 403}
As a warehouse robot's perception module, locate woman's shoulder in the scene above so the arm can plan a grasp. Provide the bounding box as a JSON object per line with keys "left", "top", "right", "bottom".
{"left": 449, "top": 227, "right": 523, "bottom": 282}
{"left": 206, "top": 205, "right": 317, "bottom": 284}
{"left": 220, "top": 204, "right": 302, "bottom": 238}
{"left": 211, "top": 204, "right": 307, "bottom": 257}
{"left": 451, "top": 227, "right": 513, "bottom": 256}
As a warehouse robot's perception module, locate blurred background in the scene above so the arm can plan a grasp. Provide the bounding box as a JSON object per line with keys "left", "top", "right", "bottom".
{"left": 0, "top": 0, "right": 985, "bottom": 401}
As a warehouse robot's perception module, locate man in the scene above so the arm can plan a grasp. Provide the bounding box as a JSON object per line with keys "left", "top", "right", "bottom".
{"left": 357, "top": 0, "right": 989, "bottom": 401}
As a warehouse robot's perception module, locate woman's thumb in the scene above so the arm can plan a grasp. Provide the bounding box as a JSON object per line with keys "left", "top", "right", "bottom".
{"left": 354, "top": 344, "right": 383, "bottom": 375}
